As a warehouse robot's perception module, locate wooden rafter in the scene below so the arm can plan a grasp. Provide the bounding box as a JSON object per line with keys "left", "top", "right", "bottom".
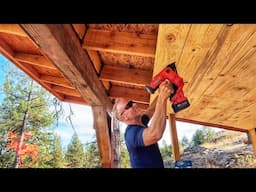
{"left": 14, "top": 53, "right": 57, "bottom": 70}
{"left": 0, "top": 24, "right": 27, "bottom": 37}
{"left": 0, "top": 39, "right": 64, "bottom": 101}
{"left": 72, "top": 24, "right": 87, "bottom": 40}
{"left": 63, "top": 96, "right": 87, "bottom": 105}
{"left": 100, "top": 65, "right": 152, "bottom": 87}
{"left": 40, "top": 75, "right": 74, "bottom": 89}
{"left": 109, "top": 85, "right": 150, "bottom": 104}
{"left": 83, "top": 29, "right": 157, "bottom": 58}
{"left": 21, "top": 24, "right": 113, "bottom": 113}
{"left": 52, "top": 85, "right": 81, "bottom": 97}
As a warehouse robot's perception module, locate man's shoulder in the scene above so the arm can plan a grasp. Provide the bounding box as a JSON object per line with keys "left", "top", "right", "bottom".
{"left": 125, "top": 124, "right": 143, "bottom": 135}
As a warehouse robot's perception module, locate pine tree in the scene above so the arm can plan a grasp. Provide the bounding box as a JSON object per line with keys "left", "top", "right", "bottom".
{"left": 192, "top": 129, "right": 205, "bottom": 146}
{"left": 84, "top": 140, "right": 101, "bottom": 168}
{"left": 0, "top": 63, "right": 58, "bottom": 168}
{"left": 51, "top": 134, "right": 64, "bottom": 168}
{"left": 65, "top": 133, "right": 85, "bottom": 168}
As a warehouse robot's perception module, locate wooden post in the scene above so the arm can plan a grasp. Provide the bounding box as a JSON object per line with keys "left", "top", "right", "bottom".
{"left": 92, "top": 106, "right": 112, "bottom": 168}
{"left": 168, "top": 113, "right": 180, "bottom": 160}
{"left": 248, "top": 128, "right": 256, "bottom": 155}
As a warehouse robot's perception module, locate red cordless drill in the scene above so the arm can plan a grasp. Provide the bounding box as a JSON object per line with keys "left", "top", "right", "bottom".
{"left": 145, "top": 62, "right": 190, "bottom": 113}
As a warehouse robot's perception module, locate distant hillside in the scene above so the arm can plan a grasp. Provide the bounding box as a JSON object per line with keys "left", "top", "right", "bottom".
{"left": 165, "top": 130, "right": 256, "bottom": 168}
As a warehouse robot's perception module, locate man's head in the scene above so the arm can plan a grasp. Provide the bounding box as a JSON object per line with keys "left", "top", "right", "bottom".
{"left": 112, "top": 98, "right": 141, "bottom": 123}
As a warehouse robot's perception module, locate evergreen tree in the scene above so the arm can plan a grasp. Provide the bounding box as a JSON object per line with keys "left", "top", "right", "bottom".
{"left": 84, "top": 140, "right": 101, "bottom": 168}
{"left": 51, "top": 134, "right": 64, "bottom": 168}
{"left": 36, "top": 131, "right": 55, "bottom": 168}
{"left": 0, "top": 63, "right": 60, "bottom": 168}
{"left": 192, "top": 127, "right": 216, "bottom": 146}
{"left": 65, "top": 133, "right": 85, "bottom": 167}
{"left": 82, "top": 133, "right": 130, "bottom": 168}
{"left": 120, "top": 134, "right": 130, "bottom": 168}
{"left": 160, "top": 140, "right": 172, "bottom": 160}
{"left": 192, "top": 129, "right": 205, "bottom": 146}
{"left": 181, "top": 136, "right": 190, "bottom": 149}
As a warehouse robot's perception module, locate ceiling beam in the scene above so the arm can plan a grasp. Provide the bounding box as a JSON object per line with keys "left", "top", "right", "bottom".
{"left": 63, "top": 96, "right": 87, "bottom": 105}
{"left": 109, "top": 85, "right": 150, "bottom": 104}
{"left": 83, "top": 29, "right": 157, "bottom": 58}
{"left": 0, "top": 39, "right": 64, "bottom": 101}
{"left": 21, "top": 24, "right": 113, "bottom": 113}
{"left": 40, "top": 75, "right": 74, "bottom": 89}
{"left": 0, "top": 24, "right": 27, "bottom": 37}
{"left": 14, "top": 53, "right": 57, "bottom": 70}
{"left": 52, "top": 85, "right": 81, "bottom": 97}
{"left": 100, "top": 65, "right": 152, "bottom": 87}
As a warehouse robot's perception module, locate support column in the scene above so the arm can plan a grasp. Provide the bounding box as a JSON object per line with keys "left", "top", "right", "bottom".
{"left": 92, "top": 106, "right": 112, "bottom": 168}
{"left": 248, "top": 128, "right": 256, "bottom": 155}
{"left": 168, "top": 113, "right": 180, "bottom": 160}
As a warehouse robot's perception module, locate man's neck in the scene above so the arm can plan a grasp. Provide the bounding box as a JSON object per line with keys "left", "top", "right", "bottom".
{"left": 127, "top": 115, "right": 144, "bottom": 126}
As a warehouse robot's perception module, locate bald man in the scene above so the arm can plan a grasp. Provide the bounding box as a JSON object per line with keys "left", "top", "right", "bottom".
{"left": 112, "top": 80, "right": 173, "bottom": 168}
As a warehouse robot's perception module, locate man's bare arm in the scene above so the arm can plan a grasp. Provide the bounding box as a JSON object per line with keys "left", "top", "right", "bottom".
{"left": 143, "top": 96, "right": 158, "bottom": 119}
{"left": 142, "top": 80, "right": 171, "bottom": 146}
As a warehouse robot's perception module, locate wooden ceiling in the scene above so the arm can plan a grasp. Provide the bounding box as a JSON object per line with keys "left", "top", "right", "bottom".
{"left": 0, "top": 24, "right": 256, "bottom": 133}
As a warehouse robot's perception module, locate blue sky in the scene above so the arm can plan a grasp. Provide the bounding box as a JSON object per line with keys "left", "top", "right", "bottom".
{"left": 0, "top": 53, "right": 222, "bottom": 150}
{"left": 0, "top": 54, "right": 7, "bottom": 86}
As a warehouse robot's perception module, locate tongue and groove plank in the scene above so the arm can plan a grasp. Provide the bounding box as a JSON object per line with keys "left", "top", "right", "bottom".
{"left": 154, "top": 24, "right": 256, "bottom": 134}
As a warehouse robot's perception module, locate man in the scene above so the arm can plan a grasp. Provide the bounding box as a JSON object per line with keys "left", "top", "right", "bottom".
{"left": 112, "top": 80, "right": 173, "bottom": 168}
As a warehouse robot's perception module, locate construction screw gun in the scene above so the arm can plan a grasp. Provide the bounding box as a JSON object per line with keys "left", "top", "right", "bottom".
{"left": 145, "top": 62, "right": 190, "bottom": 113}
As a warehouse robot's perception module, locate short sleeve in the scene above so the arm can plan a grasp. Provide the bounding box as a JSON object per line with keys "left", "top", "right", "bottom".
{"left": 125, "top": 125, "right": 145, "bottom": 147}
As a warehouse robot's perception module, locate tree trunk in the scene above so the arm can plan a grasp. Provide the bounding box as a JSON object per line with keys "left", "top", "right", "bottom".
{"left": 13, "top": 80, "right": 33, "bottom": 168}
{"left": 111, "top": 116, "right": 121, "bottom": 168}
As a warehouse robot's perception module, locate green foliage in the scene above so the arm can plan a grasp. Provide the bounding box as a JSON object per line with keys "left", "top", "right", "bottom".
{"left": 51, "top": 134, "right": 64, "bottom": 168}
{"left": 37, "top": 133, "right": 64, "bottom": 168}
{"left": 181, "top": 136, "right": 191, "bottom": 149}
{"left": 160, "top": 140, "right": 172, "bottom": 160}
{"left": 84, "top": 140, "right": 101, "bottom": 168}
{"left": 192, "top": 127, "right": 217, "bottom": 146}
{"left": 120, "top": 134, "right": 130, "bottom": 168}
{"left": 0, "top": 137, "right": 15, "bottom": 168}
{"left": 0, "top": 63, "right": 63, "bottom": 168}
{"left": 65, "top": 133, "right": 85, "bottom": 168}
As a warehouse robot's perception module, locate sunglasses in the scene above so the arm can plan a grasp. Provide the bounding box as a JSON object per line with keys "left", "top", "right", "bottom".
{"left": 120, "top": 100, "right": 134, "bottom": 116}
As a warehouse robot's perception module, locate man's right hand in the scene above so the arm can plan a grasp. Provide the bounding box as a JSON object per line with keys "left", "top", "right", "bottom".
{"left": 158, "top": 79, "right": 172, "bottom": 100}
